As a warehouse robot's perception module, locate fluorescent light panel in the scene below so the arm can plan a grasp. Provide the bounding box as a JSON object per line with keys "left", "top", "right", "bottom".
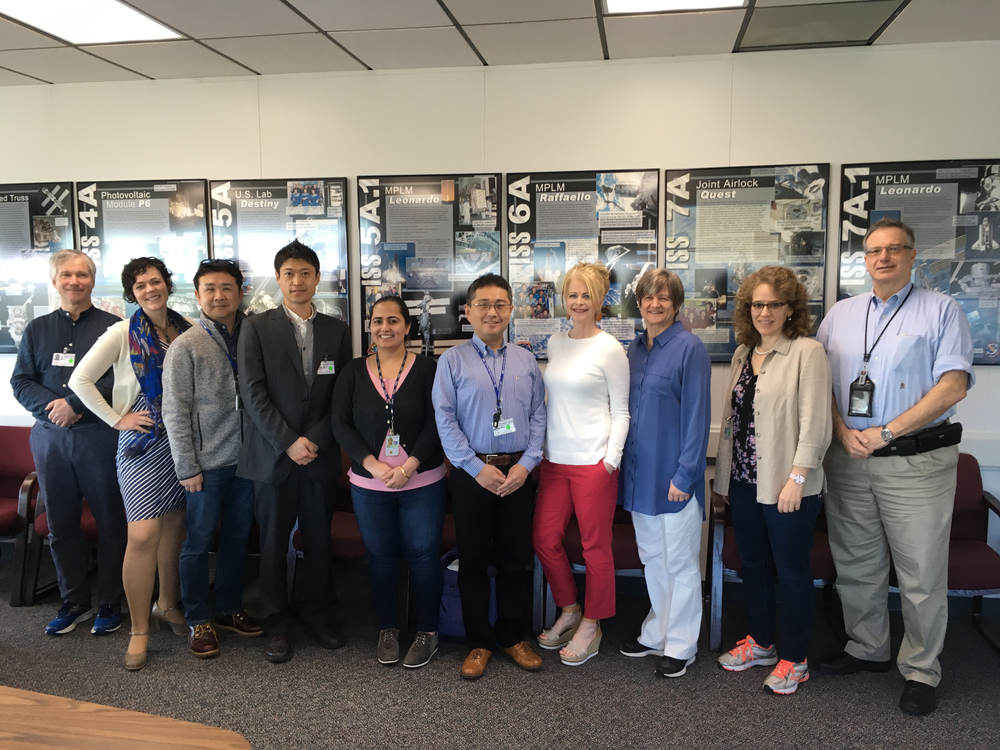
{"left": 606, "top": 0, "right": 744, "bottom": 12}
{"left": 0, "top": 0, "right": 180, "bottom": 44}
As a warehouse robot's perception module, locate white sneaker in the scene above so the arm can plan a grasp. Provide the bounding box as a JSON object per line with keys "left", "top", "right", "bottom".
{"left": 763, "top": 659, "right": 810, "bottom": 695}
{"left": 717, "top": 635, "right": 778, "bottom": 672}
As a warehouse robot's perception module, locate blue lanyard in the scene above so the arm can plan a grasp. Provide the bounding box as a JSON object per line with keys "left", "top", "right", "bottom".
{"left": 473, "top": 341, "right": 507, "bottom": 428}
{"left": 374, "top": 350, "right": 407, "bottom": 434}
{"left": 200, "top": 320, "right": 237, "bottom": 378}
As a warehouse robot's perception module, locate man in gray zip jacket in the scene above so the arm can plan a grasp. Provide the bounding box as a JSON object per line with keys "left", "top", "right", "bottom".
{"left": 163, "top": 259, "right": 263, "bottom": 659}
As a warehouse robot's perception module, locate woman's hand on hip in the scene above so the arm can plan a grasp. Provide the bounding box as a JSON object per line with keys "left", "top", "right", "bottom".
{"left": 114, "top": 410, "right": 152, "bottom": 433}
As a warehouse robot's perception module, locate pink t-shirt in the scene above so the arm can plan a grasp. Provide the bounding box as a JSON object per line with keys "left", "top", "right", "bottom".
{"left": 348, "top": 355, "right": 447, "bottom": 492}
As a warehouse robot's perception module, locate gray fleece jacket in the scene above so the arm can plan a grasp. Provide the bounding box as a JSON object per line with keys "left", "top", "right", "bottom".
{"left": 162, "top": 312, "right": 245, "bottom": 481}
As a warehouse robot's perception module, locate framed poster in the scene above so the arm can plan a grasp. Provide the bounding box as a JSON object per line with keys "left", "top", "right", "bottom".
{"left": 664, "top": 164, "right": 830, "bottom": 362}
{"left": 357, "top": 173, "right": 500, "bottom": 354}
{"left": 0, "top": 181, "right": 75, "bottom": 352}
{"left": 839, "top": 160, "right": 1000, "bottom": 365}
{"left": 209, "top": 178, "right": 350, "bottom": 322}
{"left": 505, "top": 169, "right": 659, "bottom": 359}
{"left": 76, "top": 179, "right": 209, "bottom": 319}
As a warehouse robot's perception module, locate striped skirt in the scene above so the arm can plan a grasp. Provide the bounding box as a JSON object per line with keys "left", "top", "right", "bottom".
{"left": 116, "top": 395, "right": 186, "bottom": 523}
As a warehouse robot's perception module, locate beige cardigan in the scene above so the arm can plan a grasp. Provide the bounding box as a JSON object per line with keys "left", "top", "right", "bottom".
{"left": 713, "top": 335, "right": 832, "bottom": 504}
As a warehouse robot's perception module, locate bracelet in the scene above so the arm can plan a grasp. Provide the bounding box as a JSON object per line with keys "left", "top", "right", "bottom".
{"left": 399, "top": 466, "right": 409, "bottom": 479}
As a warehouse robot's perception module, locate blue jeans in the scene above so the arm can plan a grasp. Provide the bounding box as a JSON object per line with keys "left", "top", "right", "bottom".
{"left": 728, "top": 479, "right": 821, "bottom": 663}
{"left": 179, "top": 466, "right": 255, "bottom": 626}
{"left": 351, "top": 479, "right": 447, "bottom": 632}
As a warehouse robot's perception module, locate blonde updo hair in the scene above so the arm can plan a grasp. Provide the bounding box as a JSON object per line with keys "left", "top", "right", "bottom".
{"left": 562, "top": 262, "right": 610, "bottom": 321}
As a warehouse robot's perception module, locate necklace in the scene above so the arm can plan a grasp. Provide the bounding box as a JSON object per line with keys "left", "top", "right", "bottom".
{"left": 753, "top": 344, "right": 773, "bottom": 355}
{"left": 154, "top": 323, "right": 173, "bottom": 343}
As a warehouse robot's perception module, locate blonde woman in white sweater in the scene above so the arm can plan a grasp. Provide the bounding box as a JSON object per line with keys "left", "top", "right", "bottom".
{"left": 532, "top": 262, "right": 630, "bottom": 666}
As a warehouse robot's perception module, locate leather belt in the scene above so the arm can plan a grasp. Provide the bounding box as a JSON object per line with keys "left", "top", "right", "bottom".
{"left": 475, "top": 451, "right": 523, "bottom": 467}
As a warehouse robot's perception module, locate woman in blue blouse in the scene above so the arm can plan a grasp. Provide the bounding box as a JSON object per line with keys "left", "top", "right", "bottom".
{"left": 618, "top": 269, "right": 712, "bottom": 678}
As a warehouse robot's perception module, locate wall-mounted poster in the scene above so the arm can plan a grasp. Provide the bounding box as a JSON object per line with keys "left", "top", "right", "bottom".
{"left": 839, "top": 160, "right": 1000, "bottom": 365}
{"left": 0, "top": 182, "right": 76, "bottom": 352}
{"left": 76, "top": 179, "right": 209, "bottom": 320}
{"left": 664, "top": 164, "right": 830, "bottom": 362}
{"left": 505, "top": 170, "right": 659, "bottom": 359}
{"left": 357, "top": 174, "right": 500, "bottom": 354}
{"left": 209, "top": 178, "right": 350, "bottom": 322}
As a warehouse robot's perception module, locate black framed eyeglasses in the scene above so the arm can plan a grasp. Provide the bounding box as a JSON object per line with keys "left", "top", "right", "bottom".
{"left": 750, "top": 301, "right": 787, "bottom": 312}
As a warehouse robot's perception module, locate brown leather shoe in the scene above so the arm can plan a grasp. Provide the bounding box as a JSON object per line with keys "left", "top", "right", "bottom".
{"left": 214, "top": 610, "right": 263, "bottom": 637}
{"left": 189, "top": 623, "right": 220, "bottom": 659}
{"left": 503, "top": 641, "right": 543, "bottom": 671}
{"left": 461, "top": 648, "right": 492, "bottom": 680}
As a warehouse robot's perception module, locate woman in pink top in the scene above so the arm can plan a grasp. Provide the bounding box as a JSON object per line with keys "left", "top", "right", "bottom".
{"left": 332, "top": 296, "right": 446, "bottom": 669}
{"left": 532, "top": 263, "right": 630, "bottom": 666}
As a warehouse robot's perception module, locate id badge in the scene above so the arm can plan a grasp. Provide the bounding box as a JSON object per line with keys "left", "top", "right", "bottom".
{"left": 723, "top": 424, "right": 732, "bottom": 441}
{"left": 317, "top": 360, "right": 336, "bottom": 375}
{"left": 52, "top": 352, "right": 75, "bottom": 367}
{"left": 235, "top": 392, "right": 243, "bottom": 411}
{"left": 384, "top": 433, "right": 400, "bottom": 457}
{"left": 848, "top": 376, "right": 875, "bottom": 418}
{"left": 493, "top": 418, "right": 516, "bottom": 437}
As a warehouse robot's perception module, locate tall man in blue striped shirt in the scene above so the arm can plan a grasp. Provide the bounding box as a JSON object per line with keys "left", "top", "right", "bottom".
{"left": 433, "top": 273, "right": 546, "bottom": 680}
{"left": 816, "top": 218, "right": 974, "bottom": 716}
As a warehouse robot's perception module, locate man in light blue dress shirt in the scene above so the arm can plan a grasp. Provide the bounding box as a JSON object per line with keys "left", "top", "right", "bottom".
{"left": 816, "top": 218, "right": 974, "bottom": 716}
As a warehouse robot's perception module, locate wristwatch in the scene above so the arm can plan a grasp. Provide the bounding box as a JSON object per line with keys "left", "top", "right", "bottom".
{"left": 789, "top": 473, "right": 806, "bottom": 485}
{"left": 880, "top": 425, "right": 894, "bottom": 443}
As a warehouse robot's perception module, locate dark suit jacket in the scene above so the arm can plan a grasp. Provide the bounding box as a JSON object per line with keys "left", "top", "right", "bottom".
{"left": 236, "top": 306, "right": 352, "bottom": 484}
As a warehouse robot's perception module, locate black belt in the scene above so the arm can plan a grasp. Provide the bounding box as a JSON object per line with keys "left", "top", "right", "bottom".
{"left": 870, "top": 421, "right": 962, "bottom": 458}
{"left": 475, "top": 451, "right": 523, "bottom": 467}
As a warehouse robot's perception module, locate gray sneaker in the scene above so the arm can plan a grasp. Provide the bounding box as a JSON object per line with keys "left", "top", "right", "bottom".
{"left": 403, "top": 631, "right": 439, "bottom": 669}
{"left": 717, "top": 635, "right": 778, "bottom": 672}
{"left": 377, "top": 628, "right": 400, "bottom": 665}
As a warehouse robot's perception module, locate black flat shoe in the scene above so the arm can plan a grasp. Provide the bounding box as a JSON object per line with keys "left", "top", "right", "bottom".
{"left": 264, "top": 634, "right": 292, "bottom": 663}
{"left": 899, "top": 680, "right": 936, "bottom": 716}
{"left": 817, "top": 650, "right": 891, "bottom": 675}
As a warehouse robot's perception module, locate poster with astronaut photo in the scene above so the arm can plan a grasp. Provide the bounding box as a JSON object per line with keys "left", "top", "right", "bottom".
{"left": 75, "top": 179, "right": 209, "bottom": 321}
{"left": 839, "top": 160, "right": 1000, "bottom": 364}
{"left": 357, "top": 174, "right": 500, "bottom": 354}
{"left": 506, "top": 169, "right": 659, "bottom": 359}
{"left": 209, "top": 178, "right": 349, "bottom": 323}
{"left": 0, "top": 182, "right": 76, "bottom": 352}
{"left": 665, "top": 164, "right": 830, "bottom": 362}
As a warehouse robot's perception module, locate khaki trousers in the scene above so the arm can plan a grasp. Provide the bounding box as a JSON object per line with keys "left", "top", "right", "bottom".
{"left": 823, "top": 441, "right": 958, "bottom": 686}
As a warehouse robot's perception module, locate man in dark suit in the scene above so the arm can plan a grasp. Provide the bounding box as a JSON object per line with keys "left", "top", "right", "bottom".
{"left": 237, "top": 240, "right": 352, "bottom": 663}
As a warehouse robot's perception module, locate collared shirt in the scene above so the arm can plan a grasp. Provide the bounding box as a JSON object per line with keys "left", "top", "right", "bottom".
{"left": 205, "top": 309, "right": 244, "bottom": 364}
{"left": 817, "top": 282, "right": 975, "bottom": 430}
{"left": 619, "top": 321, "right": 712, "bottom": 516}
{"left": 282, "top": 302, "right": 316, "bottom": 387}
{"left": 11, "top": 305, "right": 120, "bottom": 424}
{"left": 432, "top": 334, "right": 546, "bottom": 477}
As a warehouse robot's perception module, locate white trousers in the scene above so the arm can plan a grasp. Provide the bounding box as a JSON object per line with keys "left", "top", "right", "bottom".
{"left": 631, "top": 497, "right": 702, "bottom": 661}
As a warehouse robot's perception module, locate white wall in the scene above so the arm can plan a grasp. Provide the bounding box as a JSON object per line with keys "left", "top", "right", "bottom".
{"left": 2, "top": 40, "right": 999, "bottom": 539}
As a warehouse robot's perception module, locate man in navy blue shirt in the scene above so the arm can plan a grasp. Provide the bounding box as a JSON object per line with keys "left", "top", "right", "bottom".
{"left": 11, "top": 249, "right": 126, "bottom": 636}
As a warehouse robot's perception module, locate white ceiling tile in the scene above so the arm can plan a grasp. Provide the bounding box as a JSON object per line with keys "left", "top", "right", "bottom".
{"left": 0, "top": 65, "right": 41, "bottom": 84}
{"left": 740, "top": 1, "right": 898, "bottom": 48}
{"left": 446, "top": 0, "right": 594, "bottom": 25}
{"left": 0, "top": 17, "right": 65, "bottom": 50}
{"left": 0, "top": 47, "right": 144, "bottom": 83}
{"left": 290, "top": 0, "right": 449, "bottom": 31}
{"left": 205, "top": 33, "right": 366, "bottom": 74}
{"left": 466, "top": 19, "right": 602, "bottom": 65}
{"left": 332, "top": 27, "right": 481, "bottom": 69}
{"left": 83, "top": 40, "right": 252, "bottom": 79}
{"left": 125, "top": 0, "right": 313, "bottom": 38}
{"left": 875, "top": 0, "right": 1000, "bottom": 45}
{"left": 605, "top": 10, "right": 746, "bottom": 58}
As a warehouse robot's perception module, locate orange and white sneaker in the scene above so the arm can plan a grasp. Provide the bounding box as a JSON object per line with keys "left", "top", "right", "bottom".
{"left": 763, "top": 659, "right": 810, "bottom": 695}
{"left": 717, "top": 635, "right": 778, "bottom": 672}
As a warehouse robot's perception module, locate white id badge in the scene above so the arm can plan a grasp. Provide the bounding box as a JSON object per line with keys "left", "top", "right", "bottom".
{"left": 384, "top": 434, "right": 400, "bottom": 457}
{"left": 317, "top": 360, "right": 336, "bottom": 375}
{"left": 493, "top": 418, "right": 516, "bottom": 437}
{"left": 52, "top": 353, "right": 75, "bottom": 367}
{"left": 723, "top": 424, "right": 732, "bottom": 441}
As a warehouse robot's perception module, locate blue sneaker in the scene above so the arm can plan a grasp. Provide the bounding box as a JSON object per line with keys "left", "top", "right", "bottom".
{"left": 45, "top": 602, "right": 93, "bottom": 635}
{"left": 91, "top": 605, "right": 122, "bottom": 635}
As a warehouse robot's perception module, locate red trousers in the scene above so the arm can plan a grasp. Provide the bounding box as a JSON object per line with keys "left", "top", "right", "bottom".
{"left": 532, "top": 459, "right": 619, "bottom": 620}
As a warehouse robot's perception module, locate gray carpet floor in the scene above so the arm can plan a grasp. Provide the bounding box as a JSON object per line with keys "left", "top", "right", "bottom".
{"left": 0, "top": 543, "right": 998, "bottom": 750}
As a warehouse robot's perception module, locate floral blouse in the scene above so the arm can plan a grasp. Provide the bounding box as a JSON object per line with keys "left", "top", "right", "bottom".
{"left": 731, "top": 356, "right": 758, "bottom": 483}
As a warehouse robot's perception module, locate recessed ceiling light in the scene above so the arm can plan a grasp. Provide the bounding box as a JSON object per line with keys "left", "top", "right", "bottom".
{"left": 605, "top": 0, "right": 745, "bottom": 13}
{"left": 0, "top": 0, "right": 180, "bottom": 44}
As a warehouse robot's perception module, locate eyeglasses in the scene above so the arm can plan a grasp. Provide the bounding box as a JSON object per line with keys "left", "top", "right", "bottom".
{"left": 470, "top": 301, "right": 510, "bottom": 313}
{"left": 864, "top": 244, "right": 912, "bottom": 258}
{"left": 750, "top": 301, "right": 787, "bottom": 312}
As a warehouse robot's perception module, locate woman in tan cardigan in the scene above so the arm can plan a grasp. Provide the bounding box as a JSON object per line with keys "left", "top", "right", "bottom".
{"left": 713, "top": 265, "right": 832, "bottom": 696}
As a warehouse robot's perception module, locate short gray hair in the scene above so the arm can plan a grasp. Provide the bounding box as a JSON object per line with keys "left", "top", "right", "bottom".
{"left": 635, "top": 268, "right": 684, "bottom": 311}
{"left": 863, "top": 217, "right": 915, "bottom": 250}
{"left": 49, "top": 249, "right": 96, "bottom": 281}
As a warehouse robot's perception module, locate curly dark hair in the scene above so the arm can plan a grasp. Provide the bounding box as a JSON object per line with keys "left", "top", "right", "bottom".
{"left": 121, "top": 256, "right": 174, "bottom": 303}
{"left": 732, "top": 265, "right": 812, "bottom": 347}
